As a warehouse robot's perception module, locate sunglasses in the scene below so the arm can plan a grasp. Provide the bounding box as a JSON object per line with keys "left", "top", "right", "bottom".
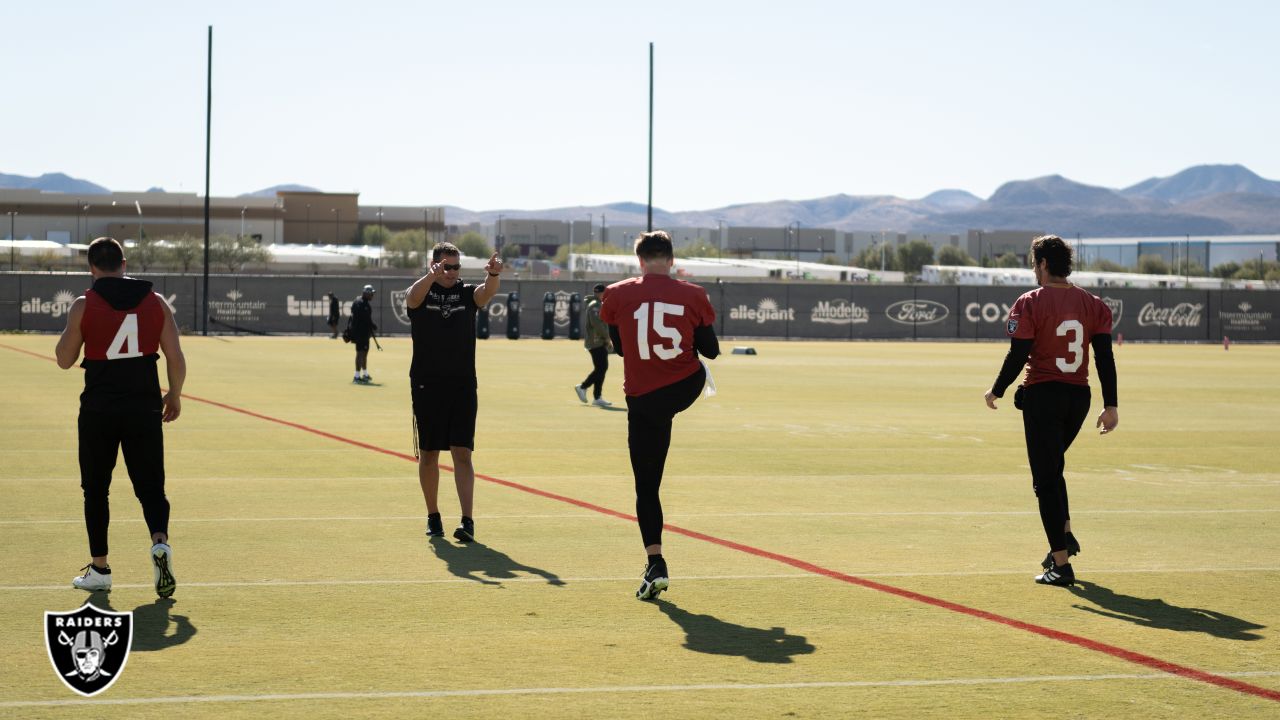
{"left": 440, "top": 263, "right": 462, "bottom": 271}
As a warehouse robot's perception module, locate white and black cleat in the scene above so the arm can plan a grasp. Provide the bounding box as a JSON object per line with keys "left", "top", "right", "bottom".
{"left": 636, "top": 560, "right": 669, "bottom": 600}
{"left": 151, "top": 542, "right": 176, "bottom": 598}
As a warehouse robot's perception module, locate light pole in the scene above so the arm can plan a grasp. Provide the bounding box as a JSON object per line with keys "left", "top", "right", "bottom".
{"left": 586, "top": 212, "right": 593, "bottom": 251}
{"left": 7, "top": 210, "right": 16, "bottom": 270}
{"left": 240, "top": 206, "right": 247, "bottom": 240}
{"left": 496, "top": 213, "right": 504, "bottom": 252}
{"left": 135, "top": 201, "right": 143, "bottom": 246}
{"left": 716, "top": 219, "right": 725, "bottom": 257}
{"left": 790, "top": 221, "right": 801, "bottom": 277}
{"left": 568, "top": 217, "right": 574, "bottom": 279}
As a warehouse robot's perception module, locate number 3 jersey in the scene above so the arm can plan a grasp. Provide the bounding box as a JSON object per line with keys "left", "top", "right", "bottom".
{"left": 80, "top": 277, "right": 166, "bottom": 413}
{"left": 600, "top": 273, "right": 716, "bottom": 397}
{"left": 1005, "top": 285, "right": 1113, "bottom": 388}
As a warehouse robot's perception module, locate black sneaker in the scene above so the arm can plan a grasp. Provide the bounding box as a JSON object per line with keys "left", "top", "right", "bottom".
{"left": 1041, "top": 532, "right": 1081, "bottom": 569}
{"left": 636, "top": 558, "right": 669, "bottom": 600}
{"left": 1034, "top": 561, "right": 1076, "bottom": 587}
{"left": 453, "top": 517, "right": 475, "bottom": 543}
{"left": 425, "top": 513, "right": 444, "bottom": 537}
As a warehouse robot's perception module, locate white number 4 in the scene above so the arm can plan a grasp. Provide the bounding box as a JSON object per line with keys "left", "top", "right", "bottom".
{"left": 106, "top": 314, "right": 143, "bottom": 359}
{"left": 1055, "top": 319, "right": 1083, "bottom": 372}
{"left": 633, "top": 302, "right": 685, "bottom": 360}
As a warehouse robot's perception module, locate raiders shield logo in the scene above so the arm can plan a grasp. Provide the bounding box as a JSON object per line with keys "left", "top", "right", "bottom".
{"left": 45, "top": 602, "right": 133, "bottom": 697}
{"left": 553, "top": 290, "right": 573, "bottom": 328}
{"left": 1101, "top": 296, "right": 1123, "bottom": 326}
{"left": 390, "top": 289, "right": 411, "bottom": 326}
{"left": 1007, "top": 318, "right": 1019, "bottom": 335}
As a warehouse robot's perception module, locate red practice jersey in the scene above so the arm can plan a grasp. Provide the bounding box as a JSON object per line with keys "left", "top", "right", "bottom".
{"left": 80, "top": 286, "right": 166, "bottom": 412}
{"left": 600, "top": 273, "right": 716, "bottom": 397}
{"left": 1006, "top": 285, "right": 1113, "bottom": 387}
{"left": 82, "top": 289, "right": 165, "bottom": 360}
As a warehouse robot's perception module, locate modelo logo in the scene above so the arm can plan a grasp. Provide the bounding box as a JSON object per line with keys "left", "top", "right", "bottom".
{"left": 964, "top": 302, "right": 1011, "bottom": 323}
{"left": 885, "top": 299, "right": 949, "bottom": 325}
{"left": 810, "top": 299, "right": 869, "bottom": 325}
{"left": 1137, "top": 302, "right": 1203, "bottom": 328}
{"left": 730, "top": 299, "right": 795, "bottom": 324}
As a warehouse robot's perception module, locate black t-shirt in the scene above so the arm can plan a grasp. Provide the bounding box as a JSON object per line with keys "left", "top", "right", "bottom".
{"left": 350, "top": 297, "right": 374, "bottom": 337}
{"left": 408, "top": 282, "right": 478, "bottom": 382}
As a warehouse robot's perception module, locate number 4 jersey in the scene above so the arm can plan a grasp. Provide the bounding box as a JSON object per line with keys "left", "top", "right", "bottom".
{"left": 81, "top": 277, "right": 166, "bottom": 413}
{"left": 600, "top": 273, "right": 717, "bottom": 397}
{"left": 1006, "top": 285, "right": 1113, "bottom": 388}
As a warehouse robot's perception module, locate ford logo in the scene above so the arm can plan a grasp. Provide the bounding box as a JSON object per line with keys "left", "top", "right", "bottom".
{"left": 885, "top": 299, "right": 950, "bottom": 325}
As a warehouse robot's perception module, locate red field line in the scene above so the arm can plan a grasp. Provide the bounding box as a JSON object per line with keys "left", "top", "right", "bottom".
{"left": 6, "top": 341, "right": 1277, "bottom": 704}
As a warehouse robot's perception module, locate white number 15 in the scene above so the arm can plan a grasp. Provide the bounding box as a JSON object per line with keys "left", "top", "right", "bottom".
{"left": 633, "top": 302, "right": 685, "bottom": 360}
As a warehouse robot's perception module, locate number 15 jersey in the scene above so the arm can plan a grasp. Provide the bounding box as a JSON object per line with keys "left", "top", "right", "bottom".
{"left": 600, "top": 273, "right": 716, "bottom": 397}
{"left": 1006, "top": 285, "right": 1113, "bottom": 388}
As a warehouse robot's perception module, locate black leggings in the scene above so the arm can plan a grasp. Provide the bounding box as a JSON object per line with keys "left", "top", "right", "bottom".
{"left": 79, "top": 411, "right": 170, "bottom": 557}
{"left": 1020, "top": 382, "right": 1091, "bottom": 553}
{"left": 580, "top": 346, "right": 609, "bottom": 399}
{"left": 626, "top": 366, "right": 706, "bottom": 548}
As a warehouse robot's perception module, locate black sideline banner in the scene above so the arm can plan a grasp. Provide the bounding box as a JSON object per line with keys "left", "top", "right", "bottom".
{"left": 2, "top": 274, "right": 1276, "bottom": 342}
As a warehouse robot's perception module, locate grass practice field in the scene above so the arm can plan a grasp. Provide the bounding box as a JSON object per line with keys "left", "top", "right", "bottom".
{"left": 1, "top": 334, "right": 1278, "bottom": 718}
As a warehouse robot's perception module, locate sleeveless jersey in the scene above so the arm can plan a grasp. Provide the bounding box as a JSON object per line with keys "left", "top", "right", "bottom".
{"left": 408, "top": 282, "right": 478, "bottom": 382}
{"left": 599, "top": 273, "right": 716, "bottom": 397}
{"left": 80, "top": 286, "right": 165, "bottom": 412}
{"left": 1006, "top": 284, "right": 1113, "bottom": 388}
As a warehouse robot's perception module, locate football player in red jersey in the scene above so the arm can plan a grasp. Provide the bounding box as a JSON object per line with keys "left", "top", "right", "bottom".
{"left": 599, "top": 231, "right": 720, "bottom": 599}
{"left": 56, "top": 238, "right": 186, "bottom": 598}
{"left": 984, "top": 235, "right": 1119, "bottom": 587}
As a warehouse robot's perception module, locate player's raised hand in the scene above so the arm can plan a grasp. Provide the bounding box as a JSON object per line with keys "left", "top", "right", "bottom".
{"left": 1096, "top": 406, "right": 1119, "bottom": 434}
{"left": 983, "top": 389, "right": 999, "bottom": 410}
{"left": 484, "top": 252, "right": 503, "bottom": 277}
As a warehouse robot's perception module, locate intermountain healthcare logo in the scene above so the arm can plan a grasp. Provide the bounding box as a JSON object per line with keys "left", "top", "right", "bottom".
{"left": 885, "top": 299, "right": 949, "bottom": 325}
{"left": 1137, "top": 302, "right": 1203, "bottom": 328}
{"left": 730, "top": 298, "right": 795, "bottom": 324}
{"left": 810, "top": 299, "right": 869, "bottom": 325}
{"left": 1219, "top": 301, "right": 1272, "bottom": 333}
{"left": 45, "top": 603, "right": 133, "bottom": 697}
{"left": 209, "top": 289, "right": 267, "bottom": 321}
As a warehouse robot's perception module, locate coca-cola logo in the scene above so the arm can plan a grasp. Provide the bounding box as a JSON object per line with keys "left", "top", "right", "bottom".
{"left": 885, "top": 299, "right": 950, "bottom": 325}
{"left": 1137, "top": 302, "right": 1203, "bottom": 328}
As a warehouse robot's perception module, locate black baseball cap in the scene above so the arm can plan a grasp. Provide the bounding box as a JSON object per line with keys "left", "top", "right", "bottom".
{"left": 593, "top": 283, "right": 606, "bottom": 292}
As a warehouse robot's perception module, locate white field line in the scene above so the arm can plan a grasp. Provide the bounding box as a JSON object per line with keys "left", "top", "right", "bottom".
{"left": 2, "top": 508, "right": 1278, "bottom": 526}
{"left": 3, "top": 672, "right": 1279, "bottom": 708}
{"left": 4, "top": 566, "right": 1279, "bottom": 593}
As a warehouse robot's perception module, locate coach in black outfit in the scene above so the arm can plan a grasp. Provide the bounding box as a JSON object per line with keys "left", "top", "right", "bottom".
{"left": 404, "top": 243, "right": 503, "bottom": 542}
{"left": 349, "top": 284, "right": 377, "bottom": 383}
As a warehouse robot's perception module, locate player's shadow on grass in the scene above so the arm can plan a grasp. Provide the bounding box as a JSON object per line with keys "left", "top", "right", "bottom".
{"left": 1068, "top": 580, "right": 1264, "bottom": 640}
{"left": 654, "top": 599, "right": 815, "bottom": 664}
{"left": 428, "top": 536, "right": 565, "bottom": 588}
{"left": 83, "top": 592, "right": 198, "bottom": 651}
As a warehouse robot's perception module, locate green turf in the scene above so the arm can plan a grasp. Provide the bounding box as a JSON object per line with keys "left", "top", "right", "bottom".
{"left": 1, "top": 335, "right": 1278, "bottom": 718}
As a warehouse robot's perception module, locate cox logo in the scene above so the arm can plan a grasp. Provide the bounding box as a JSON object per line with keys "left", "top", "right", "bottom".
{"left": 885, "top": 299, "right": 950, "bottom": 325}
{"left": 965, "top": 302, "right": 1012, "bottom": 323}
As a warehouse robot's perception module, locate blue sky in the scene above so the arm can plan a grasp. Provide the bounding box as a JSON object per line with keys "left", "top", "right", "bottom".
{"left": 4, "top": 1, "right": 1276, "bottom": 210}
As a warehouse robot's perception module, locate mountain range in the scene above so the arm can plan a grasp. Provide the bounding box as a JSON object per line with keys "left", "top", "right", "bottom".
{"left": 4, "top": 165, "right": 1280, "bottom": 237}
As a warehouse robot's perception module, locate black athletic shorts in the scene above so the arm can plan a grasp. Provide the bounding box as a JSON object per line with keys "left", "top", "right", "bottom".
{"left": 353, "top": 335, "right": 371, "bottom": 352}
{"left": 412, "top": 378, "right": 478, "bottom": 451}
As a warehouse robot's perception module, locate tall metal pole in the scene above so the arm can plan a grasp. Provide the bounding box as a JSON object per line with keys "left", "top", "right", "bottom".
{"left": 647, "top": 42, "right": 654, "bottom": 232}
{"left": 202, "top": 25, "right": 213, "bottom": 335}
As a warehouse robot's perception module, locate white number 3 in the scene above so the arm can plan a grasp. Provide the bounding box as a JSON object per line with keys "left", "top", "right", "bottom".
{"left": 633, "top": 302, "right": 685, "bottom": 360}
{"left": 106, "top": 314, "right": 142, "bottom": 359}
{"left": 1055, "top": 319, "right": 1083, "bottom": 372}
